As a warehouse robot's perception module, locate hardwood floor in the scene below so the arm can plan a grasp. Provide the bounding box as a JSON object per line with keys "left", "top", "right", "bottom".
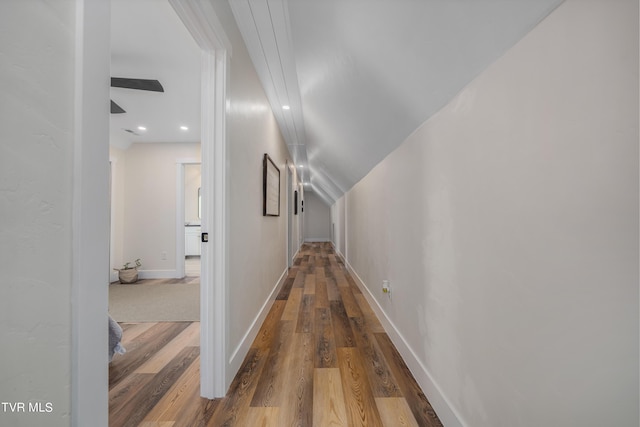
{"left": 109, "top": 242, "right": 442, "bottom": 426}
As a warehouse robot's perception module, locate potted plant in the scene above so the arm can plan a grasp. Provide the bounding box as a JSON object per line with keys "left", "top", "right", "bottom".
{"left": 114, "top": 259, "right": 142, "bottom": 284}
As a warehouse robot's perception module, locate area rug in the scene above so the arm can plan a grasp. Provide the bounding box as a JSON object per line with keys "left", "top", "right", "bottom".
{"left": 108, "top": 280, "right": 199, "bottom": 322}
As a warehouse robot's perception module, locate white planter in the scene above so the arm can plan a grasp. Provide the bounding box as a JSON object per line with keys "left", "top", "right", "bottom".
{"left": 116, "top": 268, "right": 139, "bottom": 284}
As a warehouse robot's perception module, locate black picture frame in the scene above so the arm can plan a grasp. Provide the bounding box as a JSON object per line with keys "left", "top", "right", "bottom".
{"left": 263, "top": 153, "right": 280, "bottom": 216}
{"left": 294, "top": 190, "right": 298, "bottom": 215}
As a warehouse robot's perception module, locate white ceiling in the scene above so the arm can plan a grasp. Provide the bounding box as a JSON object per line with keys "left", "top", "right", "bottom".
{"left": 231, "top": 0, "right": 564, "bottom": 204}
{"left": 111, "top": 0, "right": 564, "bottom": 204}
{"left": 110, "top": 0, "right": 201, "bottom": 149}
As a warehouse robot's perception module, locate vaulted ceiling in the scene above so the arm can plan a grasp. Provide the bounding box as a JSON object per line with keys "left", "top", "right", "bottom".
{"left": 111, "top": 0, "right": 564, "bottom": 205}
{"left": 230, "top": 0, "right": 563, "bottom": 204}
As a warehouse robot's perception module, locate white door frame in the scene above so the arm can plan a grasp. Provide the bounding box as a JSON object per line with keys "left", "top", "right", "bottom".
{"left": 169, "top": 0, "right": 231, "bottom": 398}
{"left": 286, "top": 161, "right": 293, "bottom": 267}
{"left": 176, "top": 159, "right": 201, "bottom": 279}
{"left": 72, "top": 4, "right": 231, "bottom": 426}
{"left": 72, "top": 1, "right": 111, "bottom": 426}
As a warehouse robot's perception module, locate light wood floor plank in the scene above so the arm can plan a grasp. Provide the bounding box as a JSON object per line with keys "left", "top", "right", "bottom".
{"left": 339, "top": 285, "right": 363, "bottom": 318}
{"left": 315, "top": 307, "right": 338, "bottom": 368}
{"left": 350, "top": 316, "right": 402, "bottom": 398}
{"left": 109, "top": 322, "right": 191, "bottom": 387}
{"left": 315, "top": 278, "right": 329, "bottom": 309}
{"left": 314, "top": 368, "right": 348, "bottom": 427}
{"left": 250, "top": 320, "right": 294, "bottom": 407}
{"left": 171, "top": 396, "right": 219, "bottom": 427}
{"left": 138, "top": 422, "right": 175, "bottom": 427}
{"left": 330, "top": 300, "right": 356, "bottom": 348}
{"left": 252, "top": 300, "right": 286, "bottom": 351}
{"left": 109, "top": 373, "right": 154, "bottom": 422}
{"left": 206, "top": 346, "right": 269, "bottom": 426}
{"left": 276, "top": 276, "right": 295, "bottom": 300}
{"left": 354, "top": 293, "right": 386, "bottom": 334}
{"left": 109, "top": 242, "right": 443, "bottom": 427}
{"left": 119, "top": 322, "right": 157, "bottom": 346}
{"left": 346, "top": 274, "right": 363, "bottom": 295}
{"left": 141, "top": 354, "right": 200, "bottom": 422}
{"left": 326, "top": 276, "right": 341, "bottom": 301}
{"left": 337, "top": 347, "right": 383, "bottom": 427}
{"left": 375, "top": 397, "right": 420, "bottom": 427}
{"left": 334, "top": 270, "right": 349, "bottom": 288}
{"left": 296, "top": 294, "right": 315, "bottom": 333}
{"left": 293, "top": 269, "right": 306, "bottom": 288}
{"left": 304, "top": 273, "right": 316, "bottom": 295}
{"left": 242, "top": 407, "right": 281, "bottom": 427}
{"left": 374, "top": 333, "right": 443, "bottom": 427}
{"left": 112, "top": 346, "right": 200, "bottom": 427}
{"left": 278, "top": 332, "right": 314, "bottom": 427}
{"left": 135, "top": 322, "right": 200, "bottom": 374}
{"left": 282, "top": 287, "right": 303, "bottom": 322}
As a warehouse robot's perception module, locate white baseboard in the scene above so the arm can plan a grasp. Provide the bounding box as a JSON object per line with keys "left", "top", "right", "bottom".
{"left": 330, "top": 241, "right": 345, "bottom": 261}
{"left": 304, "top": 238, "right": 331, "bottom": 242}
{"left": 110, "top": 269, "right": 179, "bottom": 282}
{"left": 290, "top": 246, "right": 301, "bottom": 267}
{"left": 345, "top": 260, "right": 465, "bottom": 427}
{"left": 227, "top": 267, "right": 289, "bottom": 376}
{"left": 138, "top": 269, "right": 180, "bottom": 279}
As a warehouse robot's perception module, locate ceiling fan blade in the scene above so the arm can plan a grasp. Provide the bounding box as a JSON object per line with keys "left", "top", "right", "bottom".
{"left": 110, "top": 100, "right": 126, "bottom": 114}
{"left": 111, "top": 77, "right": 164, "bottom": 92}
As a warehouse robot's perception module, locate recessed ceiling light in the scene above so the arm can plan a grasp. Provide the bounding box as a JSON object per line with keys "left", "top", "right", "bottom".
{"left": 137, "top": 126, "right": 147, "bottom": 131}
{"left": 180, "top": 126, "right": 189, "bottom": 131}
{"left": 282, "top": 105, "right": 290, "bottom": 110}
{"left": 299, "top": 164, "right": 304, "bottom": 168}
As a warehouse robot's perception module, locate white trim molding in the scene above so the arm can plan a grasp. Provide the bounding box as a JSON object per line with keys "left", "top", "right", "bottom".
{"left": 228, "top": 268, "right": 288, "bottom": 374}
{"left": 344, "top": 260, "right": 465, "bottom": 427}
{"left": 137, "top": 269, "right": 180, "bottom": 280}
{"left": 72, "top": 1, "right": 111, "bottom": 426}
{"left": 170, "top": 0, "right": 232, "bottom": 55}
{"left": 175, "top": 159, "right": 201, "bottom": 280}
{"left": 170, "top": 0, "right": 230, "bottom": 399}
{"left": 329, "top": 241, "right": 345, "bottom": 261}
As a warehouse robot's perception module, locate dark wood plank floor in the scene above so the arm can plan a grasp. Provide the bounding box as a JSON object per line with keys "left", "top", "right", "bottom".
{"left": 109, "top": 242, "right": 442, "bottom": 426}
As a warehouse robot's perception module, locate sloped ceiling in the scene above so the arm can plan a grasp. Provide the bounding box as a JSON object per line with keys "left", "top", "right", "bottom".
{"left": 231, "top": 0, "right": 564, "bottom": 205}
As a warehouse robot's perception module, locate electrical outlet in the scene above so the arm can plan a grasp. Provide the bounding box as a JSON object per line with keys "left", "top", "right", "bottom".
{"left": 161, "top": 251, "right": 167, "bottom": 260}
{"left": 382, "top": 280, "right": 391, "bottom": 296}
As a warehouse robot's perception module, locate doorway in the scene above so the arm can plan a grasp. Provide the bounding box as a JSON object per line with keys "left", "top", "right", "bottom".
{"left": 287, "top": 163, "right": 294, "bottom": 267}
{"left": 73, "top": 1, "right": 231, "bottom": 425}
{"left": 177, "top": 161, "right": 202, "bottom": 279}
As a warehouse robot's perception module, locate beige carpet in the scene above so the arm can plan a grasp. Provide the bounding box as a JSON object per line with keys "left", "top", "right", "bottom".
{"left": 109, "top": 278, "right": 199, "bottom": 322}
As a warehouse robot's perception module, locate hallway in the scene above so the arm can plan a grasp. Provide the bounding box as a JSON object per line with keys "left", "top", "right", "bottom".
{"left": 109, "top": 242, "right": 443, "bottom": 426}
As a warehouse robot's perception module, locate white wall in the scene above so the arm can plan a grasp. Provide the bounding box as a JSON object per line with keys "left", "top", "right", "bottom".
{"left": 331, "top": 195, "right": 346, "bottom": 256}
{"left": 1, "top": 1, "right": 110, "bottom": 426}
{"left": 0, "top": 3, "right": 75, "bottom": 425}
{"left": 345, "top": 1, "right": 639, "bottom": 426}
{"left": 288, "top": 166, "right": 303, "bottom": 264}
{"left": 110, "top": 146, "right": 126, "bottom": 280}
{"left": 209, "top": 0, "right": 298, "bottom": 378}
{"left": 110, "top": 142, "right": 200, "bottom": 277}
{"left": 184, "top": 163, "right": 201, "bottom": 224}
{"left": 304, "top": 191, "right": 332, "bottom": 241}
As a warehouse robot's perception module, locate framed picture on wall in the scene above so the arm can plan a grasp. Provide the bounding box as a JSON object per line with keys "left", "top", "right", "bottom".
{"left": 294, "top": 190, "right": 298, "bottom": 215}
{"left": 263, "top": 153, "right": 280, "bottom": 216}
